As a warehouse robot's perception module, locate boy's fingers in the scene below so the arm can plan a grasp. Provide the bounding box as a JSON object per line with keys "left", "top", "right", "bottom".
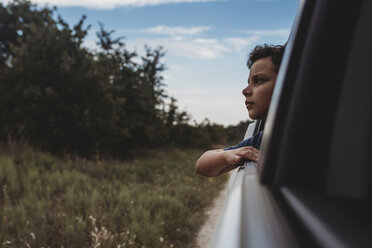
{"left": 239, "top": 148, "right": 258, "bottom": 161}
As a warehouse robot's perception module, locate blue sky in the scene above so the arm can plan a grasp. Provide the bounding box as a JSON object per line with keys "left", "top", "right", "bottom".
{"left": 8, "top": 0, "right": 300, "bottom": 126}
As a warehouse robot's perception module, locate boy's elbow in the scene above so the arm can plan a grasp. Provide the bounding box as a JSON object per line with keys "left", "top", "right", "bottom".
{"left": 195, "top": 159, "right": 217, "bottom": 177}
{"left": 195, "top": 159, "right": 203, "bottom": 175}
{"left": 195, "top": 159, "right": 209, "bottom": 177}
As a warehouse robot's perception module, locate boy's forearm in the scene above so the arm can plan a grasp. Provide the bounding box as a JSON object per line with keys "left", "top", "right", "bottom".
{"left": 195, "top": 150, "right": 236, "bottom": 177}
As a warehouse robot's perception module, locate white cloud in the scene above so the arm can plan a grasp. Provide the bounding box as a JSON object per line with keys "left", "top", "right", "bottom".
{"left": 83, "top": 25, "right": 262, "bottom": 60}
{"left": 193, "top": 38, "right": 217, "bottom": 44}
{"left": 104, "top": 34, "right": 262, "bottom": 60}
{"left": 162, "top": 38, "right": 229, "bottom": 59}
{"left": 225, "top": 36, "right": 259, "bottom": 52}
{"left": 243, "top": 29, "right": 290, "bottom": 37}
{"left": 126, "top": 37, "right": 229, "bottom": 59}
{"left": 144, "top": 25, "right": 210, "bottom": 36}
{"left": 16, "top": 0, "right": 215, "bottom": 9}
{"left": 121, "top": 26, "right": 262, "bottom": 59}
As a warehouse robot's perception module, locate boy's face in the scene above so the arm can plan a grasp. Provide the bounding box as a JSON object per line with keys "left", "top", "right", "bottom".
{"left": 242, "top": 57, "right": 278, "bottom": 120}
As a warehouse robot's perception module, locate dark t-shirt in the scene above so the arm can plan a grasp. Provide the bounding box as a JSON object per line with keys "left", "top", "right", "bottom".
{"left": 223, "top": 131, "right": 263, "bottom": 151}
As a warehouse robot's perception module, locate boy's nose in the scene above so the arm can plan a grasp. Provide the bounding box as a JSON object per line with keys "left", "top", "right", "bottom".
{"left": 242, "top": 86, "right": 252, "bottom": 96}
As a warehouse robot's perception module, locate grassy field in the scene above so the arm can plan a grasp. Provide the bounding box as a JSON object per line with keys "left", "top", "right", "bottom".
{"left": 0, "top": 146, "right": 228, "bottom": 248}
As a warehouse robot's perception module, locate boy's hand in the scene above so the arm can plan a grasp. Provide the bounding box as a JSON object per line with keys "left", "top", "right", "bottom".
{"left": 225, "top": 146, "right": 259, "bottom": 165}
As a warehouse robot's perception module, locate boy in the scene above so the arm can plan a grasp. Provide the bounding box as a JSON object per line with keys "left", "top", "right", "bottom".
{"left": 195, "top": 44, "right": 285, "bottom": 177}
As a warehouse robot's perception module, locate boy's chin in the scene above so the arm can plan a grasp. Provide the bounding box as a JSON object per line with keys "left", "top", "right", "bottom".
{"left": 249, "top": 113, "right": 266, "bottom": 120}
{"left": 248, "top": 112, "right": 258, "bottom": 120}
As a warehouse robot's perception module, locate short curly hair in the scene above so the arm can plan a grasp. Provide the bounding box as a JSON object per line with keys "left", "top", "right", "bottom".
{"left": 247, "top": 44, "right": 286, "bottom": 73}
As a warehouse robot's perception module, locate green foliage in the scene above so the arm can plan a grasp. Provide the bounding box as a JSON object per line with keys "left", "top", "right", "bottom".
{"left": 0, "top": 146, "right": 227, "bottom": 247}
{"left": 0, "top": 0, "right": 250, "bottom": 157}
{"left": 225, "top": 120, "right": 253, "bottom": 144}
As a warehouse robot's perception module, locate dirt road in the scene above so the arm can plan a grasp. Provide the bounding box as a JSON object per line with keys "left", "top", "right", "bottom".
{"left": 194, "top": 185, "right": 228, "bottom": 248}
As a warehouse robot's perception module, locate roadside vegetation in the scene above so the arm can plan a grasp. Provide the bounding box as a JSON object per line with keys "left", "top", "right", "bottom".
{"left": 0, "top": 144, "right": 228, "bottom": 247}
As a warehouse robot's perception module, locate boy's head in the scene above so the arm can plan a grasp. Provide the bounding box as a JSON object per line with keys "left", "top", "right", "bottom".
{"left": 242, "top": 44, "right": 285, "bottom": 120}
{"left": 247, "top": 44, "right": 285, "bottom": 73}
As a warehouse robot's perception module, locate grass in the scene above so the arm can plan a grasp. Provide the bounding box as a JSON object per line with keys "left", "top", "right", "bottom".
{"left": 0, "top": 146, "right": 228, "bottom": 248}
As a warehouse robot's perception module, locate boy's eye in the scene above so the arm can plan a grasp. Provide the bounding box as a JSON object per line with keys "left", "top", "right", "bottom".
{"left": 254, "top": 78, "right": 266, "bottom": 85}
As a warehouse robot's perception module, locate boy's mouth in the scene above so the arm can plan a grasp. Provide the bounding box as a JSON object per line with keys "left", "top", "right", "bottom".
{"left": 246, "top": 101, "right": 254, "bottom": 109}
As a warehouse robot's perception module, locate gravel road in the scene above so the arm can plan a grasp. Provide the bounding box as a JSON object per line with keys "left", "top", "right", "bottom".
{"left": 194, "top": 184, "right": 228, "bottom": 248}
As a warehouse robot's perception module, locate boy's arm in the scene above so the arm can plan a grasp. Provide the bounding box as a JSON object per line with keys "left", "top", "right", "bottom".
{"left": 195, "top": 146, "right": 259, "bottom": 177}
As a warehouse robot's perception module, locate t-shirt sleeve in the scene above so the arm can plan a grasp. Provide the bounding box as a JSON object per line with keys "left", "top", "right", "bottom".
{"left": 223, "top": 131, "right": 263, "bottom": 151}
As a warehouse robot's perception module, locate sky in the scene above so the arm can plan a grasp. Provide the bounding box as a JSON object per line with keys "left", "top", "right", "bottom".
{"left": 5, "top": 0, "right": 300, "bottom": 126}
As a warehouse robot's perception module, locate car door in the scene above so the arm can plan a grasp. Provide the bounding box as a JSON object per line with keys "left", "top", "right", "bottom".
{"left": 210, "top": 0, "right": 372, "bottom": 247}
